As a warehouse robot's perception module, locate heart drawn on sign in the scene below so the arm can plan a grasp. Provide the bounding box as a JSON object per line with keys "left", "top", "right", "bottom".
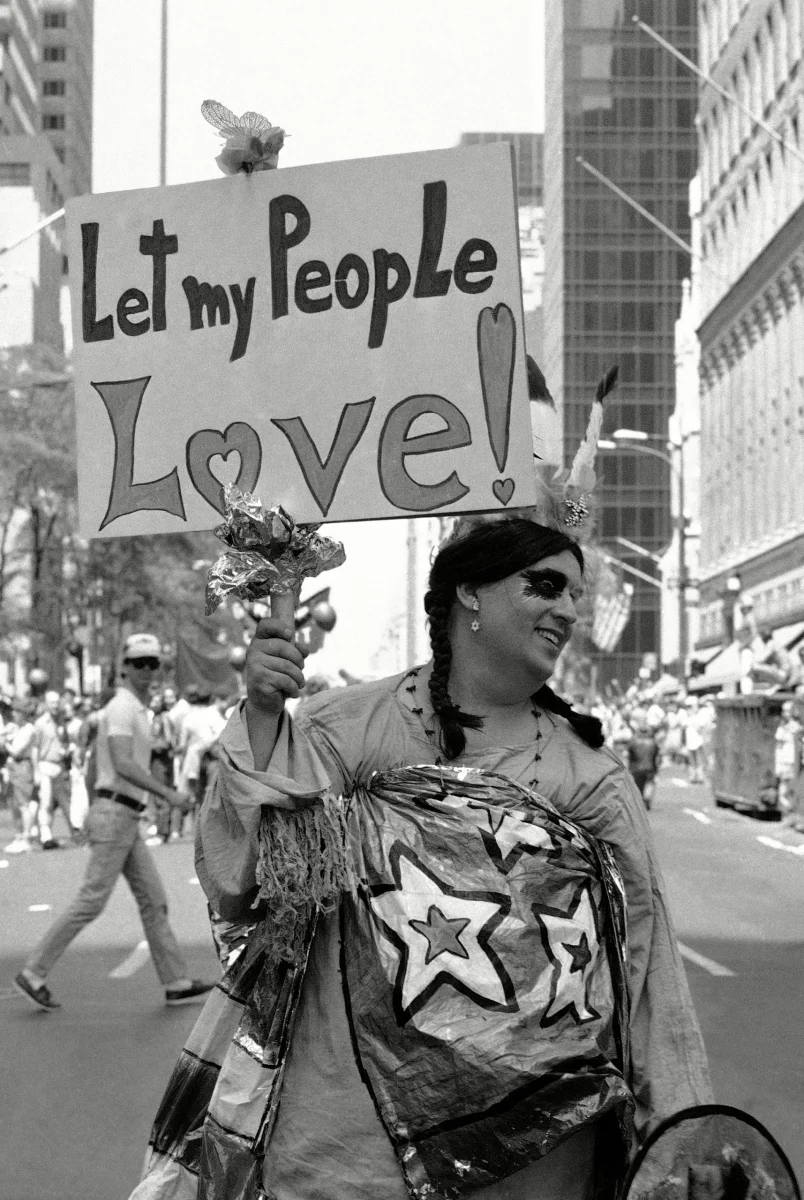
{"left": 492, "top": 478, "right": 515, "bottom": 506}
{"left": 185, "top": 422, "right": 262, "bottom": 515}
{"left": 477, "top": 303, "right": 516, "bottom": 475}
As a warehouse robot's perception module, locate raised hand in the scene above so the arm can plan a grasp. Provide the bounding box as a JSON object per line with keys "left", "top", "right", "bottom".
{"left": 245, "top": 617, "right": 307, "bottom": 717}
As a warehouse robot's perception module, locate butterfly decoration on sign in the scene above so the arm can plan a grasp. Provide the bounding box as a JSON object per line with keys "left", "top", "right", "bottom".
{"left": 201, "top": 99, "right": 287, "bottom": 175}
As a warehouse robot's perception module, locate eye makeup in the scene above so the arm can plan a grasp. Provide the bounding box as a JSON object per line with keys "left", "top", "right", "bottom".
{"left": 520, "top": 568, "right": 583, "bottom": 603}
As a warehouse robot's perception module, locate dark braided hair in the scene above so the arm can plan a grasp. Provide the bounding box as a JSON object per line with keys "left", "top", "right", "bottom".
{"left": 423, "top": 519, "right": 604, "bottom": 759}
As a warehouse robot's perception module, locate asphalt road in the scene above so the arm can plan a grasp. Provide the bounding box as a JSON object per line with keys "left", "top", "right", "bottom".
{"left": 0, "top": 775, "right": 802, "bottom": 1199}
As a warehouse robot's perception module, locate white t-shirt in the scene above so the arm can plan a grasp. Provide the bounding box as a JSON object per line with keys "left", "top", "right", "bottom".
{"left": 94, "top": 686, "right": 153, "bottom": 803}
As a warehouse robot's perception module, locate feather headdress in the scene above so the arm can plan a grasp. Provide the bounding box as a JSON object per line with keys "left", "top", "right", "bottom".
{"left": 445, "top": 363, "right": 618, "bottom": 546}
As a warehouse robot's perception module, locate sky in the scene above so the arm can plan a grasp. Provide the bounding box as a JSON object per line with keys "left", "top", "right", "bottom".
{"left": 91, "top": 0, "right": 546, "bottom": 678}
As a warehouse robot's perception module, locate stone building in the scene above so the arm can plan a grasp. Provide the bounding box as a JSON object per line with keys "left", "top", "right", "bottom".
{"left": 696, "top": 0, "right": 804, "bottom": 652}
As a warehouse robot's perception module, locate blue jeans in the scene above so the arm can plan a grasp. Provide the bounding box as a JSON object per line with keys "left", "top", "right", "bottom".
{"left": 26, "top": 798, "right": 187, "bottom": 985}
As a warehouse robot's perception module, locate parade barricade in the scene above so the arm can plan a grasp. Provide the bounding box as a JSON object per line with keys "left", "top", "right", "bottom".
{"left": 712, "top": 693, "right": 796, "bottom": 818}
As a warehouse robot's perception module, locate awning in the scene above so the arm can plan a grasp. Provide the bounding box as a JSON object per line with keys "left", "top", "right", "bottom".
{"left": 687, "top": 641, "right": 742, "bottom": 693}
{"left": 770, "top": 620, "right": 804, "bottom": 651}
{"left": 690, "top": 644, "right": 723, "bottom": 665}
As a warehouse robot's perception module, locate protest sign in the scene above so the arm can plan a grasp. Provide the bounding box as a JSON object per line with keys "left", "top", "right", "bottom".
{"left": 67, "top": 142, "right": 537, "bottom": 538}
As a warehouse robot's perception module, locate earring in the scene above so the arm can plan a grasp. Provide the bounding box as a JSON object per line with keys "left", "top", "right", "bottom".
{"left": 471, "top": 598, "right": 480, "bottom": 633}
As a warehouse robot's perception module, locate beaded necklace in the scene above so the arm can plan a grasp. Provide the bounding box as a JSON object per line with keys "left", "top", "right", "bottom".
{"left": 403, "top": 668, "right": 544, "bottom": 788}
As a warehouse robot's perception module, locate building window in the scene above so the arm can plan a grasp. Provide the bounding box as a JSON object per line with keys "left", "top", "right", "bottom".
{"left": 581, "top": 44, "right": 613, "bottom": 79}
{"left": 44, "top": 46, "right": 66, "bottom": 61}
{"left": 42, "top": 80, "right": 66, "bottom": 96}
{"left": 43, "top": 114, "right": 65, "bottom": 130}
{"left": 44, "top": 11, "right": 67, "bottom": 27}
{"left": 0, "top": 162, "right": 31, "bottom": 185}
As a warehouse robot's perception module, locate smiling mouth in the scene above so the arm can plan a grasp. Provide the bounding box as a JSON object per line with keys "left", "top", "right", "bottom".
{"left": 536, "top": 627, "right": 563, "bottom": 649}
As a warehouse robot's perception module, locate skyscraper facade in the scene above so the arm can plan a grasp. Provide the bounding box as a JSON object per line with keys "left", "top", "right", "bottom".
{"left": 544, "top": 0, "right": 697, "bottom": 686}
{"left": 0, "top": 0, "right": 41, "bottom": 135}
{"left": 460, "top": 132, "right": 547, "bottom": 376}
{"left": 695, "top": 1, "right": 804, "bottom": 653}
{"left": 40, "top": 0, "right": 93, "bottom": 198}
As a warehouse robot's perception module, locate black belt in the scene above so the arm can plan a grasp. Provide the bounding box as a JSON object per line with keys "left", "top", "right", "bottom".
{"left": 94, "top": 788, "right": 146, "bottom": 814}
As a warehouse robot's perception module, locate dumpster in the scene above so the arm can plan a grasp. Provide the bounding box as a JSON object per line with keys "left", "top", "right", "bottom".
{"left": 712, "top": 693, "right": 796, "bottom": 819}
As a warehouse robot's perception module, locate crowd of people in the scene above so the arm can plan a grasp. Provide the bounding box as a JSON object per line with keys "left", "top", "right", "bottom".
{"left": 588, "top": 689, "right": 718, "bottom": 807}
{"left": 0, "top": 677, "right": 229, "bottom": 855}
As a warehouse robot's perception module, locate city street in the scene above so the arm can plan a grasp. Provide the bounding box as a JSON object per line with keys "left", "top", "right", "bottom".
{"left": 0, "top": 774, "right": 803, "bottom": 1199}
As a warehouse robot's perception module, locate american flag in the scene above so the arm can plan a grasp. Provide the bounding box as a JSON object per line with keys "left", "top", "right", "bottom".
{"left": 593, "top": 581, "right": 635, "bottom": 653}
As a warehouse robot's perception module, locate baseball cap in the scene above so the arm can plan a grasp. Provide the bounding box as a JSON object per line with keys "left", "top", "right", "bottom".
{"left": 123, "top": 633, "right": 162, "bottom": 662}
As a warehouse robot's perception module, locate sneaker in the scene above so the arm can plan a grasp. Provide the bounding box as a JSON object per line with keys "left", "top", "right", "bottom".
{"left": 14, "top": 972, "right": 61, "bottom": 1011}
{"left": 144, "top": 836, "right": 162, "bottom": 847}
{"left": 4, "top": 838, "right": 31, "bottom": 854}
{"left": 168, "top": 831, "right": 181, "bottom": 842}
{"left": 165, "top": 979, "right": 215, "bottom": 1007}
{"left": 146, "top": 824, "right": 158, "bottom": 836}
{"left": 41, "top": 838, "right": 61, "bottom": 851}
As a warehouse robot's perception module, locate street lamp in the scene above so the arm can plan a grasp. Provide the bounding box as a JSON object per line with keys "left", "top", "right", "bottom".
{"left": 599, "top": 429, "right": 690, "bottom": 673}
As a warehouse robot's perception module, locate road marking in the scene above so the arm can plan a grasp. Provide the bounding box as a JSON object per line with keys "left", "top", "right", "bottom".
{"left": 28, "top": 904, "right": 51, "bottom": 912}
{"left": 109, "top": 940, "right": 150, "bottom": 978}
{"left": 0, "top": 986, "right": 23, "bottom": 1002}
{"left": 757, "top": 834, "right": 804, "bottom": 856}
{"left": 677, "top": 942, "right": 735, "bottom": 977}
{"left": 757, "top": 835, "right": 786, "bottom": 850}
{"left": 683, "top": 807, "right": 712, "bottom": 825}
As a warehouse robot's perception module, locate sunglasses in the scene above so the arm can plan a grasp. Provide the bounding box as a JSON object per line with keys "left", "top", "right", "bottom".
{"left": 125, "top": 657, "right": 161, "bottom": 671}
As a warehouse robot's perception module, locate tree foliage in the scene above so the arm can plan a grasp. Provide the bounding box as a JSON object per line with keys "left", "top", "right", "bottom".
{"left": 0, "top": 344, "right": 227, "bottom": 686}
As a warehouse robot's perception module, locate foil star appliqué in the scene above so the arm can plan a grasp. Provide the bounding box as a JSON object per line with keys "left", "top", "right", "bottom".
{"left": 367, "top": 843, "right": 517, "bottom": 1025}
{"left": 473, "top": 805, "right": 560, "bottom": 874}
{"left": 534, "top": 881, "right": 602, "bottom": 1027}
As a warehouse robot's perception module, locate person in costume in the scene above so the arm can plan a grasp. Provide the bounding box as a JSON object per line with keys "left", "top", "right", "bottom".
{"left": 132, "top": 515, "right": 712, "bottom": 1200}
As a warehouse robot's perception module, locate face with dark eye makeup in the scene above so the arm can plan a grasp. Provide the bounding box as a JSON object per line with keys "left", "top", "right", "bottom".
{"left": 458, "top": 550, "right": 583, "bottom": 688}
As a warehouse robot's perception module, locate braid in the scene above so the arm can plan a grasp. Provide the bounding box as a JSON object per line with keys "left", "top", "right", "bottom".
{"left": 424, "top": 584, "right": 482, "bottom": 760}
{"left": 533, "top": 684, "right": 605, "bottom": 750}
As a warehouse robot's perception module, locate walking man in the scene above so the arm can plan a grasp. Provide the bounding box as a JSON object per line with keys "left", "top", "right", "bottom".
{"left": 15, "top": 633, "right": 214, "bottom": 1012}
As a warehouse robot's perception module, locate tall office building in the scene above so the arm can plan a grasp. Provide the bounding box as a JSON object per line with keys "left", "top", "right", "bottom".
{"left": 544, "top": 0, "right": 697, "bottom": 686}
{"left": 0, "top": 2, "right": 64, "bottom": 352}
{"left": 461, "top": 132, "right": 546, "bottom": 345}
{"left": 694, "top": 1, "right": 804, "bottom": 662}
{"left": 39, "top": 0, "right": 92, "bottom": 198}
{"left": 0, "top": 0, "right": 40, "bottom": 135}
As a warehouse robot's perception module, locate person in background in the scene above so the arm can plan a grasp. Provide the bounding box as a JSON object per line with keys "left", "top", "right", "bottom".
{"left": 4, "top": 700, "right": 39, "bottom": 854}
{"left": 662, "top": 701, "right": 686, "bottom": 770}
{"left": 774, "top": 699, "right": 802, "bottom": 813}
{"left": 14, "top": 633, "right": 214, "bottom": 1013}
{"left": 148, "top": 692, "right": 177, "bottom": 844}
{"left": 683, "top": 697, "right": 706, "bottom": 785}
{"left": 162, "top": 686, "right": 190, "bottom": 786}
{"left": 31, "top": 690, "right": 76, "bottom": 849}
{"left": 61, "top": 693, "right": 90, "bottom": 834}
{"left": 644, "top": 698, "right": 665, "bottom": 736}
{"left": 786, "top": 642, "right": 804, "bottom": 693}
{"left": 624, "top": 719, "right": 661, "bottom": 810}
{"left": 175, "top": 687, "right": 226, "bottom": 837}
{"left": 607, "top": 705, "right": 634, "bottom": 759}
